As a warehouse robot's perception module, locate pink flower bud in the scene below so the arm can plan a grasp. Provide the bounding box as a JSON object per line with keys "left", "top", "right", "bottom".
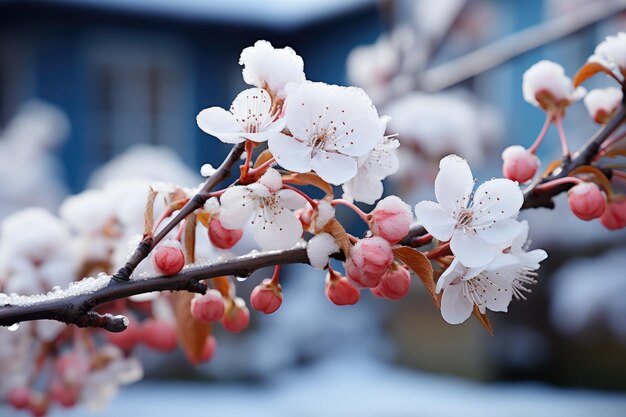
{"left": 325, "top": 271, "right": 360, "bottom": 306}
{"left": 568, "top": 183, "right": 606, "bottom": 221}
{"left": 152, "top": 241, "right": 185, "bottom": 276}
{"left": 600, "top": 200, "right": 626, "bottom": 230}
{"left": 185, "top": 335, "right": 217, "bottom": 365}
{"left": 502, "top": 146, "right": 540, "bottom": 183}
{"left": 222, "top": 297, "right": 250, "bottom": 333}
{"left": 28, "top": 394, "right": 48, "bottom": 417}
{"left": 371, "top": 265, "right": 411, "bottom": 300}
{"left": 345, "top": 237, "right": 394, "bottom": 288}
{"left": 49, "top": 379, "right": 78, "bottom": 408}
{"left": 8, "top": 386, "right": 30, "bottom": 409}
{"left": 54, "top": 353, "right": 90, "bottom": 385}
{"left": 140, "top": 319, "right": 178, "bottom": 352}
{"left": 105, "top": 316, "right": 142, "bottom": 353}
{"left": 250, "top": 278, "right": 283, "bottom": 314}
{"left": 190, "top": 290, "right": 225, "bottom": 322}
{"left": 370, "top": 196, "right": 412, "bottom": 243}
{"left": 208, "top": 217, "right": 243, "bottom": 249}
{"left": 295, "top": 203, "right": 314, "bottom": 231}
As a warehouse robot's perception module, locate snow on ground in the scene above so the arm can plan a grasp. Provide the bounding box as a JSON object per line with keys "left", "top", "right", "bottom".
{"left": 3, "top": 355, "right": 625, "bottom": 417}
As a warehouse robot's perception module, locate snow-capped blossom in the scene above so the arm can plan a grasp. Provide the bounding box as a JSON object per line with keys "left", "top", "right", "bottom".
{"left": 588, "top": 32, "right": 626, "bottom": 80}
{"left": 370, "top": 195, "right": 412, "bottom": 243}
{"left": 584, "top": 87, "right": 623, "bottom": 124}
{"left": 218, "top": 168, "right": 306, "bottom": 250}
{"left": 239, "top": 40, "right": 306, "bottom": 100}
{"left": 507, "top": 221, "right": 548, "bottom": 300}
{"left": 522, "top": 60, "right": 585, "bottom": 112}
{"left": 60, "top": 190, "right": 116, "bottom": 234}
{"left": 345, "top": 236, "right": 394, "bottom": 288}
{"left": 437, "top": 255, "right": 518, "bottom": 325}
{"left": 342, "top": 116, "right": 400, "bottom": 204}
{"left": 197, "top": 88, "right": 285, "bottom": 144}
{"left": 268, "top": 82, "right": 380, "bottom": 185}
{"left": 568, "top": 182, "right": 606, "bottom": 221}
{"left": 414, "top": 155, "right": 523, "bottom": 268}
{"left": 0, "top": 208, "right": 77, "bottom": 295}
{"left": 501, "top": 145, "right": 540, "bottom": 183}
{"left": 306, "top": 232, "right": 340, "bottom": 269}
{"left": 312, "top": 200, "right": 335, "bottom": 231}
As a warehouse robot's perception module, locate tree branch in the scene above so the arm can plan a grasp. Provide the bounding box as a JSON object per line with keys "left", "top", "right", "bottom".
{"left": 112, "top": 142, "right": 246, "bottom": 283}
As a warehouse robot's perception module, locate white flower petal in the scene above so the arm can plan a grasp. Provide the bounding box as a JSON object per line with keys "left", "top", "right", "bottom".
{"left": 311, "top": 151, "right": 357, "bottom": 185}
{"left": 435, "top": 155, "right": 474, "bottom": 214}
{"left": 342, "top": 170, "right": 383, "bottom": 205}
{"left": 472, "top": 178, "right": 523, "bottom": 224}
{"left": 276, "top": 189, "right": 307, "bottom": 210}
{"left": 196, "top": 107, "right": 243, "bottom": 144}
{"left": 450, "top": 230, "right": 498, "bottom": 268}
{"left": 475, "top": 218, "right": 523, "bottom": 246}
{"left": 268, "top": 133, "right": 313, "bottom": 173}
{"left": 219, "top": 186, "right": 257, "bottom": 229}
{"left": 253, "top": 208, "right": 303, "bottom": 250}
{"left": 440, "top": 282, "right": 473, "bottom": 325}
{"left": 414, "top": 201, "right": 456, "bottom": 242}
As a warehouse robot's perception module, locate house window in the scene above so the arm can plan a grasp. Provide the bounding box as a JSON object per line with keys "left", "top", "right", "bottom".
{"left": 86, "top": 36, "right": 193, "bottom": 165}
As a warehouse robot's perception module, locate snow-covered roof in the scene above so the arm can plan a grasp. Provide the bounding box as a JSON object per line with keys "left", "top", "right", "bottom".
{"left": 32, "top": 0, "right": 377, "bottom": 29}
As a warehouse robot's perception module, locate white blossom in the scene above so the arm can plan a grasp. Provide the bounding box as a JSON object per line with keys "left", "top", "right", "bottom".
{"left": 507, "top": 220, "right": 548, "bottom": 300}
{"left": 522, "top": 60, "right": 585, "bottom": 111}
{"left": 197, "top": 88, "right": 285, "bottom": 144}
{"left": 437, "top": 254, "right": 518, "bottom": 325}
{"left": 239, "top": 40, "right": 305, "bottom": 100}
{"left": 588, "top": 32, "right": 626, "bottom": 80}
{"left": 342, "top": 116, "right": 399, "bottom": 204}
{"left": 583, "top": 87, "right": 622, "bottom": 123}
{"left": 414, "top": 155, "right": 523, "bottom": 268}
{"left": 219, "top": 168, "right": 306, "bottom": 250}
{"left": 306, "top": 233, "right": 340, "bottom": 269}
{"left": 268, "top": 82, "right": 380, "bottom": 185}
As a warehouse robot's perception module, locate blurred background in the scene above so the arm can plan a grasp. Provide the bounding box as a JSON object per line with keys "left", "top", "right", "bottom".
{"left": 1, "top": 0, "right": 626, "bottom": 416}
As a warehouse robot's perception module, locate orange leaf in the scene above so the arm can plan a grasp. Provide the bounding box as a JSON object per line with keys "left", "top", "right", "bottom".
{"left": 541, "top": 160, "right": 562, "bottom": 178}
{"left": 253, "top": 149, "right": 274, "bottom": 168}
{"left": 212, "top": 276, "right": 232, "bottom": 298}
{"left": 184, "top": 214, "right": 197, "bottom": 264}
{"left": 321, "top": 218, "right": 352, "bottom": 258}
{"left": 143, "top": 187, "right": 158, "bottom": 237}
{"left": 472, "top": 305, "right": 494, "bottom": 335}
{"left": 282, "top": 172, "right": 334, "bottom": 197}
{"left": 569, "top": 165, "right": 613, "bottom": 196}
{"left": 196, "top": 211, "right": 210, "bottom": 228}
{"left": 171, "top": 292, "right": 211, "bottom": 364}
{"left": 392, "top": 246, "right": 439, "bottom": 309}
{"left": 573, "top": 62, "right": 616, "bottom": 87}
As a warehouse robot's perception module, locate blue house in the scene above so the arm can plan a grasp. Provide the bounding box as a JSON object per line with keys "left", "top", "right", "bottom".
{"left": 0, "top": 0, "right": 382, "bottom": 191}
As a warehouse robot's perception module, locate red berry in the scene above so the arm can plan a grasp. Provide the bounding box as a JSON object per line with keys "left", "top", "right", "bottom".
{"left": 370, "top": 196, "right": 412, "bottom": 244}
{"left": 600, "top": 199, "right": 626, "bottom": 230}
{"left": 106, "top": 316, "right": 142, "bottom": 353}
{"left": 152, "top": 242, "right": 185, "bottom": 275}
{"left": 371, "top": 265, "right": 411, "bottom": 300}
{"left": 568, "top": 183, "right": 606, "bottom": 221}
{"left": 8, "top": 386, "right": 30, "bottom": 409}
{"left": 345, "top": 237, "right": 394, "bottom": 288}
{"left": 221, "top": 298, "right": 250, "bottom": 333}
{"left": 250, "top": 279, "right": 282, "bottom": 314}
{"left": 28, "top": 394, "right": 48, "bottom": 417}
{"left": 141, "top": 319, "right": 178, "bottom": 352}
{"left": 325, "top": 272, "right": 360, "bottom": 306}
{"left": 502, "top": 146, "right": 540, "bottom": 183}
{"left": 49, "top": 379, "right": 78, "bottom": 408}
{"left": 208, "top": 217, "right": 243, "bottom": 249}
{"left": 190, "top": 290, "right": 225, "bottom": 322}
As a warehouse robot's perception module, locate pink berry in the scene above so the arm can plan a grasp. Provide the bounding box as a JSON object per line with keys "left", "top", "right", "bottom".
{"left": 186, "top": 335, "right": 217, "bottom": 364}
{"left": 190, "top": 290, "right": 225, "bottom": 322}
{"left": 325, "top": 271, "right": 360, "bottom": 306}
{"left": 345, "top": 237, "right": 394, "bottom": 288}
{"left": 141, "top": 319, "right": 178, "bottom": 352}
{"left": 250, "top": 279, "right": 282, "bottom": 314}
{"left": 152, "top": 242, "right": 185, "bottom": 275}
{"left": 370, "top": 196, "right": 412, "bottom": 244}
{"left": 28, "top": 394, "right": 48, "bottom": 417}
{"left": 106, "top": 316, "right": 142, "bottom": 352}
{"left": 568, "top": 182, "right": 606, "bottom": 221}
{"left": 221, "top": 297, "right": 250, "bottom": 333}
{"left": 600, "top": 200, "right": 626, "bottom": 230}
{"left": 49, "top": 380, "right": 78, "bottom": 408}
{"left": 502, "top": 146, "right": 540, "bottom": 183}
{"left": 371, "top": 265, "right": 411, "bottom": 300}
{"left": 208, "top": 217, "right": 243, "bottom": 249}
{"left": 8, "top": 386, "right": 30, "bottom": 409}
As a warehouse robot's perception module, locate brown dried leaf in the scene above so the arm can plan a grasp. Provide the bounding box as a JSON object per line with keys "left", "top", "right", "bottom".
{"left": 392, "top": 246, "right": 439, "bottom": 309}
{"left": 282, "top": 172, "right": 334, "bottom": 197}
{"left": 171, "top": 292, "right": 211, "bottom": 364}
{"left": 184, "top": 214, "right": 197, "bottom": 264}
{"left": 212, "top": 276, "right": 232, "bottom": 297}
{"left": 540, "top": 160, "right": 563, "bottom": 178}
{"left": 573, "top": 62, "right": 617, "bottom": 87}
{"left": 569, "top": 165, "right": 613, "bottom": 194}
{"left": 472, "top": 305, "right": 494, "bottom": 335}
{"left": 196, "top": 211, "right": 211, "bottom": 228}
{"left": 321, "top": 218, "right": 351, "bottom": 258}
{"left": 253, "top": 149, "right": 274, "bottom": 168}
{"left": 143, "top": 187, "right": 158, "bottom": 237}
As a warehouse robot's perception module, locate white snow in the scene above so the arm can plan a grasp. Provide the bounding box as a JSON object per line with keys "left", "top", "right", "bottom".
{"left": 306, "top": 233, "right": 340, "bottom": 269}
